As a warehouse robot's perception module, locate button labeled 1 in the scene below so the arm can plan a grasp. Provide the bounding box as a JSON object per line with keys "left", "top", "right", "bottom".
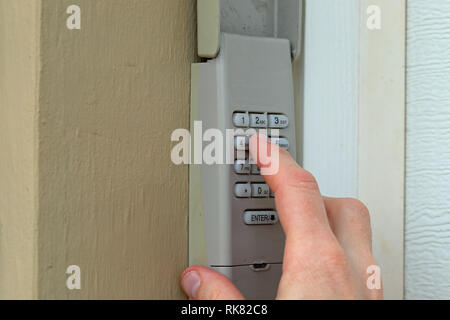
{"left": 233, "top": 112, "right": 249, "bottom": 127}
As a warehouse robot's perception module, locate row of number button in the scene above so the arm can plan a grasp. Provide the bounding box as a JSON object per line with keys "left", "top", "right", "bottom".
{"left": 234, "top": 183, "right": 274, "bottom": 198}
{"left": 234, "top": 136, "right": 290, "bottom": 151}
{"left": 234, "top": 160, "right": 260, "bottom": 175}
{"left": 233, "top": 112, "right": 288, "bottom": 129}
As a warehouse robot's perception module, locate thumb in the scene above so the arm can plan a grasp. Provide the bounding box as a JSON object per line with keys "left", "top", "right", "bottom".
{"left": 181, "top": 266, "right": 245, "bottom": 300}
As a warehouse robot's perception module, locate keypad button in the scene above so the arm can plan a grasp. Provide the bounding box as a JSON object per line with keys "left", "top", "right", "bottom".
{"left": 233, "top": 113, "right": 249, "bottom": 127}
{"left": 268, "top": 114, "right": 288, "bottom": 128}
{"left": 244, "top": 211, "right": 278, "bottom": 225}
{"left": 234, "top": 160, "right": 250, "bottom": 175}
{"left": 270, "top": 137, "right": 289, "bottom": 150}
{"left": 270, "top": 189, "right": 275, "bottom": 198}
{"left": 235, "top": 150, "right": 249, "bottom": 161}
{"left": 251, "top": 164, "right": 261, "bottom": 175}
{"left": 250, "top": 113, "right": 268, "bottom": 128}
{"left": 234, "top": 136, "right": 249, "bottom": 151}
{"left": 251, "top": 183, "right": 270, "bottom": 198}
{"left": 234, "top": 183, "right": 251, "bottom": 198}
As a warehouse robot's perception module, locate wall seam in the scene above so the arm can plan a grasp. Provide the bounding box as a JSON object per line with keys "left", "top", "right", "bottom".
{"left": 32, "top": 0, "right": 43, "bottom": 300}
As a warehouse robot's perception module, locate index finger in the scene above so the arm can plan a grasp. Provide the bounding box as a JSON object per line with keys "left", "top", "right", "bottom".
{"left": 249, "top": 134, "right": 335, "bottom": 250}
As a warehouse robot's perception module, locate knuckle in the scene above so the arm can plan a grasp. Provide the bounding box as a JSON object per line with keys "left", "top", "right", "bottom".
{"left": 278, "top": 147, "right": 291, "bottom": 158}
{"left": 319, "top": 245, "right": 348, "bottom": 270}
{"left": 343, "top": 198, "right": 371, "bottom": 222}
{"left": 285, "top": 168, "right": 319, "bottom": 193}
{"left": 315, "top": 244, "right": 354, "bottom": 286}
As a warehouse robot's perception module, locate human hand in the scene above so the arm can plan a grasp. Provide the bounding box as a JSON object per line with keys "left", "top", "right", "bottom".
{"left": 181, "top": 134, "right": 382, "bottom": 300}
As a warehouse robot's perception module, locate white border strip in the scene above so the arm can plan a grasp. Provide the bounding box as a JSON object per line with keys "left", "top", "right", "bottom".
{"left": 358, "top": 0, "right": 406, "bottom": 300}
{"left": 302, "top": 0, "right": 360, "bottom": 198}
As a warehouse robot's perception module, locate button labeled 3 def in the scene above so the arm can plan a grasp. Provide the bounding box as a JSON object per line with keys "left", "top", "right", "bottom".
{"left": 268, "top": 114, "right": 288, "bottom": 128}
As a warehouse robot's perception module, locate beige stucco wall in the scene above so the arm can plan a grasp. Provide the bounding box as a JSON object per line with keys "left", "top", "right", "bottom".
{"left": 1, "top": 0, "right": 196, "bottom": 299}
{"left": 0, "top": 0, "right": 39, "bottom": 299}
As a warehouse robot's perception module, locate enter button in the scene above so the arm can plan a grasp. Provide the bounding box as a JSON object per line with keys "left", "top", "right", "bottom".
{"left": 243, "top": 211, "right": 278, "bottom": 225}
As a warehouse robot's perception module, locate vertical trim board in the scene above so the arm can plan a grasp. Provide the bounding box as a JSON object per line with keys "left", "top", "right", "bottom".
{"left": 358, "top": 0, "right": 406, "bottom": 300}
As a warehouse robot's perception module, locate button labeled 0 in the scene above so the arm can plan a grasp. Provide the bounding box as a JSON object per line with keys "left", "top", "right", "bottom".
{"left": 251, "top": 183, "right": 270, "bottom": 198}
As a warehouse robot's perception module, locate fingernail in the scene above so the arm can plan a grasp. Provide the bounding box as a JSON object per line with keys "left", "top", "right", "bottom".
{"left": 182, "top": 271, "right": 201, "bottom": 299}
